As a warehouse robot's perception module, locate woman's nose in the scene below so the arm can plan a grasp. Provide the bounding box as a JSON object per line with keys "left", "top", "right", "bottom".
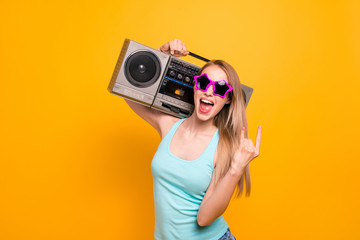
{"left": 205, "top": 84, "right": 214, "bottom": 96}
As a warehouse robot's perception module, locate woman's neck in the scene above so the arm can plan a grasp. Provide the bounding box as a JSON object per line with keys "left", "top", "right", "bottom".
{"left": 182, "top": 114, "right": 217, "bottom": 136}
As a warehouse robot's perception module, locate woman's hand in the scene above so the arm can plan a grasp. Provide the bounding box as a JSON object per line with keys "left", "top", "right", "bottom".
{"left": 231, "top": 126, "right": 262, "bottom": 176}
{"left": 158, "top": 39, "right": 189, "bottom": 57}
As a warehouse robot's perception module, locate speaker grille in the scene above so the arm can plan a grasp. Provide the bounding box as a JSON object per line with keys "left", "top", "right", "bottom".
{"left": 125, "top": 51, "right": 161, "bottom": 88}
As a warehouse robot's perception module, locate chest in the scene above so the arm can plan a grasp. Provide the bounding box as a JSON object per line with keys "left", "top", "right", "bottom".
{"left": 151, "top": 145, "right": 215, "bottom": 197}
{"left": 169, "top": 131, "right": 217, "bottom": 164}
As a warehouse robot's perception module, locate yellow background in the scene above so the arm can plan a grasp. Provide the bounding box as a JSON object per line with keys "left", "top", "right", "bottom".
{"left": 1, "top": 0, "right": 359, "bottom": 239}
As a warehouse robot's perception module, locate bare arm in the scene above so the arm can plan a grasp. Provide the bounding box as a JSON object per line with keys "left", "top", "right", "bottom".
{"left": 123, "top": 98, "right": 164, "bottom": 134}
{"left": 197, "top": 126, "right": 262, "bottom": 226}
{"left": 197, "top": 167, "right": 243, "bottom": 226}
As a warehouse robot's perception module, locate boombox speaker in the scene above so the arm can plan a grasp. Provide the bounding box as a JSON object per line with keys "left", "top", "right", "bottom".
{"left": 108, "top": 39, "right": 254, "bottom": 118}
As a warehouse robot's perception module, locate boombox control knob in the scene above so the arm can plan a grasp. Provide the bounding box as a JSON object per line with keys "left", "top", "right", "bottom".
{"left": 170, "top": 70, "right": 175, "bottom": 77}
{"left": 177, "top": 73, "right": 183, "bottom": 80}
{"left": 185, "top": 76, "right": 191, "bottom": 83}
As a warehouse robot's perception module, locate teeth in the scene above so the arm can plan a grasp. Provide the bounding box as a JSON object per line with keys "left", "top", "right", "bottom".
{"left": 201, "top": 99, "right": 214, "bottom": 105}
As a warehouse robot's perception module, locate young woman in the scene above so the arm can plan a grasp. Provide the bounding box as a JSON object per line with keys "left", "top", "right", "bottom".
{"left": 124, "top": 39, "right": 262, "bottom": 240}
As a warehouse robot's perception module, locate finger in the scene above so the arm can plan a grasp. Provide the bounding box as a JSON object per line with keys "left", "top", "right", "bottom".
{"left": 248, "top": 146, "right": 255, "bottom": 153}
{"left": 172, "top": 39, "right": 179, "bottom": 52}
{"left": 255, "top": 126, "right": 262, "bottom": 154}
{"left": 173, "top": 40, "right": 182, "bottom": 55}
{"left": 178, "top": 40, "right": 186, "bottom": 54}
{"left": 175, "top": 39, "right": 182, "bottom": 51}
{"left": 245, "top": 139, "right": 254, "bottom": 152}
{"left": 240, "top": 126, "right": 245, "bottom": 141}
{"left": 173, "top": 49, "right": 183, "bottom": 57}
{"left": 169, "top": 41, "right": 175, "bottom": 55}
{"left": 159, "top": 42, "right": 168, "bottom": 53}
{"left": 248, "top": 139, "right": 254, "bottom": 147}
{"left": 182, "top": 43, "right": 189, "bottom": 55}
{"left": 181, "top": 42, "right": 188, "bottom": 55}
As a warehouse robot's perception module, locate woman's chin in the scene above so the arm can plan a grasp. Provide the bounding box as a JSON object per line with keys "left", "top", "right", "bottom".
{"left": 195, "top": 108, "right": 214, "bottom": 122}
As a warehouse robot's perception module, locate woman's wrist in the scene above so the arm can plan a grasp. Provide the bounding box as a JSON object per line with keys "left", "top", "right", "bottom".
{"left": 229, "top": 165, "right": 245, "bottom": 180}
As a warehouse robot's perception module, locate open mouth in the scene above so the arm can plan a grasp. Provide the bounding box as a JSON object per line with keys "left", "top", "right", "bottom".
{"left": 199, "top": 98, "right": 214, "bottom": 113}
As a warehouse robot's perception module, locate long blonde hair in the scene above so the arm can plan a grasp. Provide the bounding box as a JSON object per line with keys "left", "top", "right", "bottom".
{"left": 199, "top": 60, "right": 251, "bottom": 197}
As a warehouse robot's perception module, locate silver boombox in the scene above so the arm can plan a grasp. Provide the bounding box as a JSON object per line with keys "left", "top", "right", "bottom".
{"left": 108, "top": 39, "right": 253, "bottom": 118}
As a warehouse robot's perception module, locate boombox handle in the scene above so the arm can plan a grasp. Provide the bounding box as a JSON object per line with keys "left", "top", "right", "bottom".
{"left": 188, "top": 52, "right": 210, "bottom": 62}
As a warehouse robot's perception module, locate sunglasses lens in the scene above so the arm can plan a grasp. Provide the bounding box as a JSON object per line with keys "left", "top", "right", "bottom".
{"left": 195, "top": 74, "right": 232, "bottom": 98}
{"left": 196, "top": 74, "right": 211, "bottom": 90}
{"left": 214, "top": 80, "right": 230, "bottom": 97}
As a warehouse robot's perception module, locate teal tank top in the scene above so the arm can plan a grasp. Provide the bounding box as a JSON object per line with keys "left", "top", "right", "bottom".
{"left": 151, "top": 118, "right": 229, "bottom": 240}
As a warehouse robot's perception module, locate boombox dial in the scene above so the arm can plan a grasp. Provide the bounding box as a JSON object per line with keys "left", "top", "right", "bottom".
{"left": 177, "top": 73, "right": 183, "bottom": 80}
{"left": 166, "top": 58, "right": 199, "bottom": 86}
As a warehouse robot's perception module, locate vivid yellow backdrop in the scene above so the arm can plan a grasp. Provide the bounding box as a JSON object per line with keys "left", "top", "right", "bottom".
{"left": 1, "top": 0, "right": 359, "bottom": 239}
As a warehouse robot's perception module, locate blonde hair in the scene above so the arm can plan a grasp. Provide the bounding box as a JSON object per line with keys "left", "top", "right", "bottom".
{"left": 199, "top": 60, "right": 251, "bottom": 197}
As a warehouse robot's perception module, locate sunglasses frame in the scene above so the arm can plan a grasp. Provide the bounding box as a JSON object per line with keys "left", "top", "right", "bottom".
{"left": 194, "top": 73, "right": 233, "bottom": 98}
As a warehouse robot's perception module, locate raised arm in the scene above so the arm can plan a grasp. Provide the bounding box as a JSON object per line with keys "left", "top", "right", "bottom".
{"left": 197, "top": 126, "right": 262, "bottom": 226}
{"left": 123, "top": 98, "right": 164, "bottom": 134}
{"left": 123, "top": 39, "right": 189, "bottom": 137}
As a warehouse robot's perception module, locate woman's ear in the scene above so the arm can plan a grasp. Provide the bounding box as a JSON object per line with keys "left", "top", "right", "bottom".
{"left": 225, "top": 97, "right": 231, "bottom": 105}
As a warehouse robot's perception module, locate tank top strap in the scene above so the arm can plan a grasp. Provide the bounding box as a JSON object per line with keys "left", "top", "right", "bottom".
{"left": 162, "top": 118, "right": 186, "bottom": 143}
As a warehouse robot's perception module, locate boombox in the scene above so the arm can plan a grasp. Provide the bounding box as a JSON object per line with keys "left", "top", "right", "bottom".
{"left": 108, "top": 39, "right": 253, "bottom": 118}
